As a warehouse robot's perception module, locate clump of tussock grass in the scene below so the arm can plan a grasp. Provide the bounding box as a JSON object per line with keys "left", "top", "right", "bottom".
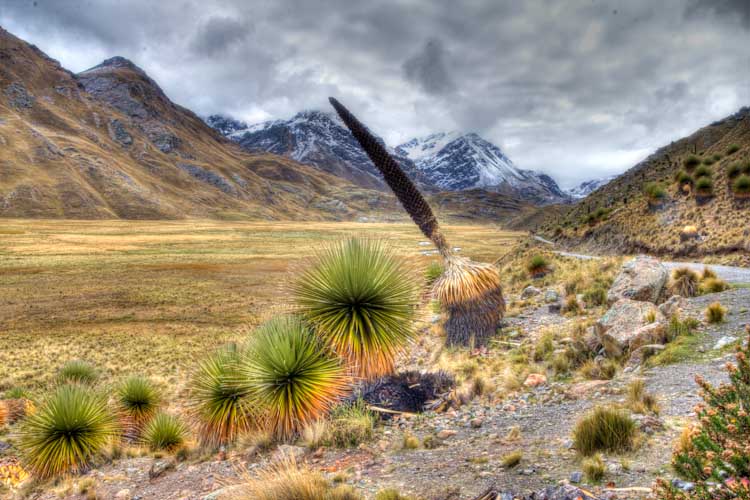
{"left": 644, "top": 182, "right": 667, "bottom": 203}
{"left": 402, "top": 433, "right": 419, "bottom": 450}
{"left": 329, "top": 97, "right": 505, "bottom": 350}
{"left": 725, "top": 144, "right": 740, "bottom": 155}
{"left": 322, "top": 401, "right": 375, "bottom": 448}
{"left": 578, "top": 359, "right": 619, "bottom": 381}
{"left": 293, "top": 238, "right": 419, "bottom": 378}
{"left": 141, "top": 412, "right": 188, "bottom": 452}
{"left": 116, "top": 376, "right": 161, "bottom": 432}
{"left": 675, "top": 170, "right": 693, "bottom": 187}
{"left": 626, "top": 379, "right": 660, "bottom": 414}
{"left": 582, "top": 453, "right": 606, "bottom": 482}
{"left": 18, "top": 384, "right": 118, "bottom": 478}
{"left": 526, "top": 255, "right": 550, "bottom": 277}
{"left": 695, "top": 177, "right": 714, "bottom": 196}
{"left": 733, "top": 174, "right": 750, "bottom": 197}
{"left": 424, "top": 261, "right": 444, "bottom": 284}
{"left": 705, "top": 302, "right": 726, "bottom": 323}
{"left": 669, "top": 267, "right": 700, "bottom": 297}
{"left": 700, "top": 277, "right": 730, "bottom": 294}
{"left": 228, "top": 458, "right": 362, "bottom": 500}
{"left": 573, "top": 405, "right": 636, "bottom": 456}
{"left": 501, "top": 450, "right": 523, "bottom": 468}
{"left": 188, "top": 346, "right": 251, "bottom": 447}
{"left": 58, "top": 360, "right": 98, "bottom": 385}
{"left": 243, "top": 315, "right": 347, "bottom": 439}
{"left": 693, "top": 165, "right": 712, "bottom": 178}
{"left": 683, "top": 155, "right": 701, "bottom": 169}
{"left": 375, "top": 489, "right": 415, "bottom": 500}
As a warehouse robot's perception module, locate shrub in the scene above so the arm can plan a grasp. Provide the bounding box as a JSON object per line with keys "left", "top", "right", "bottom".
{"left": 583, "top": 453, "right": 606, "bottom": 482}
{"left": 243, "top": 315, "right": 346, "bottom": 438}
{"left": 424, "top": 261, "right": 444, "bottom": 284}
{"left": 675, "top": 170, "right": 693, "bottom": 186}
{"left": 666, "top": 315, "right": 700, "bottom": 340}
{"left": 728, "top": 163, "right": 742, "bottom": 178}
{"left": 726, "top": 144, "right": 740, "bottom": 155}
{"left": 684, "top": 155, "right": 701, "bottom": 169}
{"left": 18, "top": 385, "right": 118, "bottom": 478}
{"left": 402, "top": 433, "right": 419, "bottom": 450}
{"left": 700, "top": 277, "right": 730, "bottom": 294}
{"left": 701, "top": 267, "right": 717, "bottom": 280}
{"left": 58, "top": 360, "right": 98, "bottom": 385}
{"left": 141, "top": 412, "right": 188, "bottom": 452}
{"left": 228, "top": 458, "right": 362, "bottom": 500}
{"left": 583, "top": 285, "right": 608, "bottom": 307}
{"left": 563, "top": 295, "right": 581, "bottom": 315}
{"left": 527, "top": 255, "right": 550, "bottom": 276}
{"left": 501, "top": 450, "right": 523, "bottom": 468}
{"left": 670, "top": 267, "right": 699, "bottom": 297}
{"left": 324, "top": 401, "right": 376, "bottom": 448}
{"left": 645, "top": 182, "right": 667, "bottom": 201}
{"left": 626, "top": 379, "right": 660, "bottom": 414}
{"left": 116, "top": 376, "right": 161, "bottom": 429}
{"left": 693, "top": 165, "right": 712, "bottom": 178}
{"left": 653, "top": 333, "right": 750, "bottom": 500}
{"left": 705, "top": 302, "right": 726, "bottom": 323}
{"left": 572, "top": 405, "right": 636, "bottom": 456}
{"left": 188, "top": 346, "right": 251, "bottom": 447}
{"left": 703, "top": 157, "right": 715, "bottom": 166}
{"left": 585, "top": 207, "right": 611, "bottom": 224}
{"left": 733, "top": 174, "right": 750, "bottom": 196}
{"left": 293, "top": 238, "right": 419, "bottom": 379}
{"left": 695, "top": 177, "right": 713, "bottom": 195}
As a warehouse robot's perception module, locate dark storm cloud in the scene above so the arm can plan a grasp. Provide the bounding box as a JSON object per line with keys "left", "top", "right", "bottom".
{"left": 1, "top": 0, "right": 748, "bottom": 187}
{"left": 402, "top": 39, "right": 456, "bottom": 95}
{"left": 190, "top": 16, "right": 251, "bottom": 57}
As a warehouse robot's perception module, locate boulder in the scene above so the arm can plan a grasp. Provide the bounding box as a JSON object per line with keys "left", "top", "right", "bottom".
{"left": 658, "top": 295, "right": 688, "bottom": 319}
{"left": 607, "top": 255, "right": 668, "bottom": 305}
{"left": 521, "top": 286, "right": 541, "bottom": 299}
{"left": 597, "top": 299, "right": 666, "bottom": 356}
{"left": 523, "top": 373, "right": 547, "bottom": 387}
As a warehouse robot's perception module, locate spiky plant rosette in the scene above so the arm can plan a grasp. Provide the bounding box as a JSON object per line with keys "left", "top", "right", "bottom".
{"left": 243, "top": 315, "right": 347, "bottom": 439}
{"left": 188, "top": 346, "right": 251, "bottom": 447}
{"left": 292, "top": 238, "right": 420, "bottom": 378}
{"left": 328, "top": 97, "right": 505, "bottom": 348}
{"left": 18, "top": 384, "right": 119, "bottom": 478}
{"left": 116, "top": 376, "right": 161, "bottom": 437}
{"left": 141, "top": 412, "right": 188, "bottom": 452}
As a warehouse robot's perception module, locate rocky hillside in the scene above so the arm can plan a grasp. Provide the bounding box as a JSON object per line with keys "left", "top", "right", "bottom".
{"left": 531, "top": 107, "right": 750, "bottom": 264}
{"left": 0, "top": 26, "right": 396, "bottom": 220}
{"left": 397, "top": 132, "right": 570, "bottom": 205}
{"left": 208, "top": 111, "right": 430, "bottom": 191}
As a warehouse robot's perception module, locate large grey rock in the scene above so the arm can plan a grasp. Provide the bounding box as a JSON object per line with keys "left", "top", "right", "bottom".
{"left": 4, "top": 82, "right": 35, "bottom": 108}
{"left": 108, "top": 119, "right": 133, "bottom": 146}
{"left": 607, "top": 255, "right": 668, "bottom": 305}
{"left": 521, "top": 286, "right": 541, "bottom": 299}
{"left": 597, "top": 299, "right": 666, "bottom": 356}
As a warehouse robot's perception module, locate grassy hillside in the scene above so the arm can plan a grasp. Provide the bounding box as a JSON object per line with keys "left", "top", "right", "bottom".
{"left": 529, "top": 107, "right": 750, "bottom": 265}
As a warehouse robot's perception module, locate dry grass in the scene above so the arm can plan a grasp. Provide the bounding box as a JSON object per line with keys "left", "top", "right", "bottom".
{"left": 0, "top": 219, "right": 520, "bottom": 400}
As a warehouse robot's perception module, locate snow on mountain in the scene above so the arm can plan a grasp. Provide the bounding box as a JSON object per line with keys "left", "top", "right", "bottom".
{"left": 566, "top": 175, "right": 617, "bottom": 199}
{"left": 207, "top": 110, "right": 426, "bottom": 190}
{"left": 396, "top": 132, "right": 569, "bottom": 205}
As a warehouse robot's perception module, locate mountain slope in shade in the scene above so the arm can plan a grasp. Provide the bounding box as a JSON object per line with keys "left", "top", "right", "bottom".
{"left": 0, "top": 26, "right": 398, "bottom": 220}
{"left": 210, "top": 111, "right": 431, "bottom": 190}
{"left": 566, "top": 175, "right": 618, "bottom": 199}
{"left": 396, "top": 132, "right": 570, "bottom": 205}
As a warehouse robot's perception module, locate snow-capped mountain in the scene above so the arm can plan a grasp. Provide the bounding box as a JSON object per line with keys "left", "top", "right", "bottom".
{"left": 396, "top": 132, "right": 569, "bottom": 205}
{"left": 566, "top": 175, "right": 617, "bottom": 199}
{"left": 207, "top": 111, "right": 426, "bottom": 190}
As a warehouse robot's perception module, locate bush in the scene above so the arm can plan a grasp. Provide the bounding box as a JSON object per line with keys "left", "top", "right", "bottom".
{"left": 733, "top": 174, "right": 750, "bottom": 195}
{"left": 402, "top": 433, "right": 419, "bottom": 450}
{"left": 572, "top": 405, "right": 636, "bottom": 456}
{"left": 324, "top": 401, "right": 376, "bottom": 448}
{"left": 693, "top": 165, "right": 712, "bottom": 178}
{"left": 700, "top": 277, "right": 730, "bottom": 294}
{"left": 703, "top": 157, "right": 715, "bottom": 166}
{"left": 116, "top": 376, "right": 161, "bottom": 429}
{"left": 424, "top": 261, "right": 444, "bottom": 284}
{"left": 684, "top": 155, "right": 701, "bottom": 169}
{"left": 583, "top": 285, "right": 608, "bottom": 306}
{"left": 705, "top": 302, "right": 726, "bottom": 323}
{"left": 58, "top": 360, "right": 98, "bottom": 385}
{"left": 670, "top": 267, "right": 700, "bottom": 297}
{"left": 141, "top": 412, "right": 188, "bottom": 452}
{"left": 583, "top": 453, "right": 606, "bottom": 482}
{"left": 189, "top": 346, "right": 251, "bottom": 447}
{"left": 18, "top": 385, "right": 118, "bottom": 478}
{"left": 293, "top": 238, "right": 419, "bottom": 379}
{"left": 675, "top": 170, "right": 694, "bottom": 186}
{"left": 654, "top": 333, "right": 750, "bottom": 500}
{"left": 645, "top": 182, "right": 667, "bottom": 201}
{"left": 726, "top": 144, "right": 740, "bottom": 155}
{"left": 728, "top": 163, "right": 742, "bottom": 178}
{"left": 667, "top": 315, "right": 700, "bottom": 340}
{"left": 501, "top": 450, "right": 523, "bottom": 468}
{"left": 527, "top": 255, "right": 550, "bottom": 276}
{"left": 243, "top": 315, "right": 346, "bottom": 438}
{"left": 695, "top": 177, "right": 713, "bottom": 194}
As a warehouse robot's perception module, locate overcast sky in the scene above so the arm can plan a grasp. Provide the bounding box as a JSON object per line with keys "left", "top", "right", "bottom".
{"left": 2, "top": 1, "right": 749, "bottom": 188}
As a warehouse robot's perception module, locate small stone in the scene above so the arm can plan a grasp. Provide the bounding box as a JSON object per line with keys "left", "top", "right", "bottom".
{"left": 672, "top": 479, "right": 695, "bottom": 492}
{"left": 115, "top": 489, "right": 131, "bottom": 499}
{"left": 149, "top": 460, "right": 172, "bottom": 480}
{"left": 570, "top": 471, "right": 583, "bottom": 483}
{"left": 470, "top": 417, "right": 484, "bottom": 428}
{"left": 523, "top": 373, "right": 547, "bottom": 387}
{"left": 436, "top": 429, "right": 457, "bottom": 439}
{"left": 544, "top": 289, "right": 560, "bottom": 303}
{"left": 521, "top": 286, "right": 541, "bottom": 299}
{"left": 714, "top": 335, "right": 736, "bottom": 350}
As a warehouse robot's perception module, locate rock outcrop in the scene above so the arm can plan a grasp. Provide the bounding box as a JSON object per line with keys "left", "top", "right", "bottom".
{"left": 606, "top": 255, "right": 668, "bottom": 305}
{"left": 596, "top": 299, "right": 666, "bottom": 356}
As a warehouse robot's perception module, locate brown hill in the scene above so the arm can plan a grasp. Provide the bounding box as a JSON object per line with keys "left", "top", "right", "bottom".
{"left": 0, "top": 26, "right": 398, "bottom": 220}
{"left": 528, "top": 108, "right": 750, "bottom": 264}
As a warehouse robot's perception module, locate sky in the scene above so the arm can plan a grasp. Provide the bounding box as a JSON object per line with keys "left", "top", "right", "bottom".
{"left": 2, "top": 0, "right": 749, "bottom": 188}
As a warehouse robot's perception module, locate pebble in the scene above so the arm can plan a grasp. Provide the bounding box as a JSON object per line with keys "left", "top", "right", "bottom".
{"left": 436, "top": 429, "right": 457, "bottom": 439}
{"left": 115, "top": 489, "right": 131, "bottom": 499}
{"left": 470, "top": 417, "right": 484, "bottom": 428}
{"left": 570, "top": 471, "right": 583, "bottom": 483}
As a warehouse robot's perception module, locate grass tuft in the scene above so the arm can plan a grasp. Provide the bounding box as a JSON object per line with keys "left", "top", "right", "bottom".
{"left": 705, "top": 302, "right": 726, "bottom": 323}
{"left": 582, "top": 453, "right": 606, "bottom": 482}
{"left": 573, "top": 405, "right": 636, "bottom": 456}
{"left": 58, "top": 360, "right": 98, "bottom": 385}
{"left": 501, "top": 450, "right": 523, "bottom": 468}
{"left": 670, "top": 267, "right": 699, "bottom": 297}
{"left": 626, "top": 379, "right": 660, "bottom": 414}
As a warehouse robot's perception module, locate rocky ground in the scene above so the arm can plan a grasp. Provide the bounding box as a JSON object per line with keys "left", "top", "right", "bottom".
{"left": 10, "top": 260, "right": 750, "bottom": 500}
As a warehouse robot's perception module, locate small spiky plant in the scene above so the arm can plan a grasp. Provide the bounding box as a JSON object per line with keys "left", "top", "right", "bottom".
{"left": 243, "top": 316, "right": 347, "bottom": 439}
{"left": 293, "top": 238, "right": 419, "bottom": 378}
{"left": 188, "top": 346, "right": 251, "bottom": 447}
{"left": 141, "top": 412, "right": 188, "bottom": 452}
{"left": 18, "top": 385, "right": 118, "bottom": 478}
{"left": 329, "top": 97, "right": 504, "bottom": 347}
{"left": 670, "top": 267, "right": 700, "bottom": 297}
{"left": 116, "top": 376, "right": 161, "bottom": 435}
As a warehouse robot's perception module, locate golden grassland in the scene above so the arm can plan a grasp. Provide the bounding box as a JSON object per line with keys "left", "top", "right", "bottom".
{"left": 0, "top": 219, "right": 521, "bottom": 399}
